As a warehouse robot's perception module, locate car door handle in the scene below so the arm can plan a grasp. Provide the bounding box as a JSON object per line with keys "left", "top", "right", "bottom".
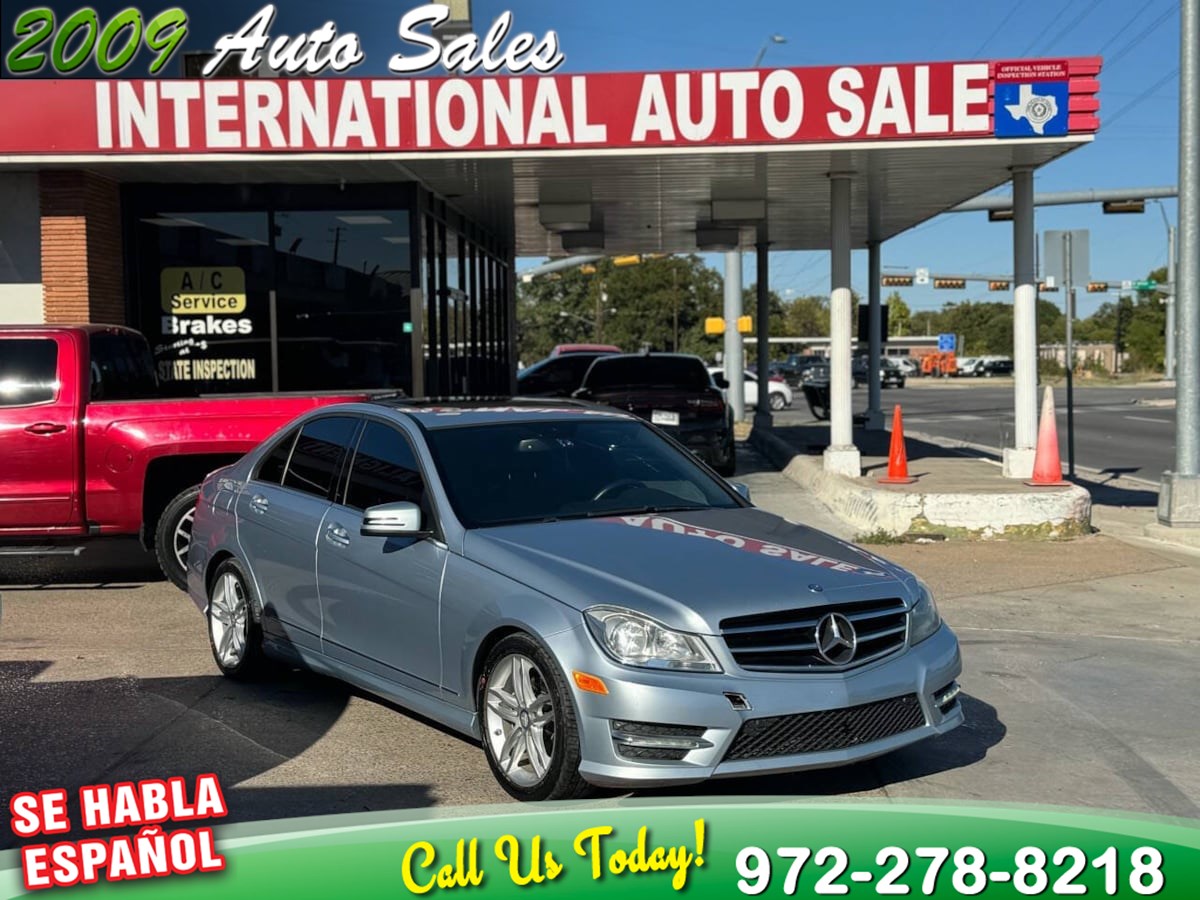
{"left": 249, "top": 494, "right": 269, "bottom": 514}
{"left": 324, "top": 522, "right": 351, "bottom": 547}
{"left": 25, "top": 422, "right": 66, "bottom": 435}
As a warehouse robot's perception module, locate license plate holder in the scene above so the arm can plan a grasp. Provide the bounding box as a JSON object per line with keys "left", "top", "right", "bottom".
{"left": 651, "top": 410, "right": 680, "bottom": 427}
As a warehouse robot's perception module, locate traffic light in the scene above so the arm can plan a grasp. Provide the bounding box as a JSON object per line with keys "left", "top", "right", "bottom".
{"left": 1102, "top": 200, "right": 1145, "bottom": 214}
{"left": 705, "top": 316, "right": 726, "bottom": 335}
{"left": 933, "top": 278, "right": 967, "bottom": 289}
{"left": 988, "top": 209, "right": 1014, "bottom": 222}
{"left": 988, "top": 280, "right": 1010, "bottom": 291}
{"left": 736, "top": 315, "right": 753, "bottom": 334}
{"left": 1037, "top": 281, "right": 1059, "bottom": 292}
{"left": 1086, "top": 282, "right": 1109, "bottom": 293}
{"left": 612, "top": 255, "right": 642, "bottom": 266}
{"left": 880, "top": 274, "right": 914, "bottom": 287}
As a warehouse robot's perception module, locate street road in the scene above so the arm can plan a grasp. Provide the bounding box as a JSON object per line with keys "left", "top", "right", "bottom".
{"left": 781, "top": 381, "right": 1176, "bottom": 482}
{"left": 3, "top": 446, "right": 1200, "bottom": 839}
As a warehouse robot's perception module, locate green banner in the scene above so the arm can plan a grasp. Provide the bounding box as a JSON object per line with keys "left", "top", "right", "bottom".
{"left": 3, "top": 799, "right": 1198, "bottom": 897}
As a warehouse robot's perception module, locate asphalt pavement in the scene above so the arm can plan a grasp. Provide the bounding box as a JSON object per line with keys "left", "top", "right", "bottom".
{"left": 3, "top": 443, "right": 1199, "bottom": 841}
{"left": 780, "top": 380, "right": 1176, "bottom": 483}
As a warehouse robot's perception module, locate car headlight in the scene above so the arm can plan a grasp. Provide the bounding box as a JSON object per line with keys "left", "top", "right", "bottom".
{"left": 909, "top": 581, "right": 942, "bottom": 644}
{"left": 585, "top": 606, "right": 721, "bottom": 672}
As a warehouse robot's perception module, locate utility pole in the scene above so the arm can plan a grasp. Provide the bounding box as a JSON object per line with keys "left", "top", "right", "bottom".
{"left": 1166, "top": 224, "right": 1177, "bottom": 379}
{"left": 1063, "top": 231, "right": 1076, "bottom": 478}
{"left": 1158, "top": 0, "right": 1200, "bottom": 528}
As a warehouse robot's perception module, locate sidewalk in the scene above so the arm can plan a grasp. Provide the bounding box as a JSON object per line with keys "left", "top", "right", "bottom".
{"left": 751, "top": 422, "right": 1091, "bottom": 541}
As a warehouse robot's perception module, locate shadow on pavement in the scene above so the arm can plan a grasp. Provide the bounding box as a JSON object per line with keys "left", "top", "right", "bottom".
{"left": 0, "top": 660, "right": 434, "bottom": 847}
{"left": 0, "top": 539, "right": 164, "bottom": 588}
{"left": 773, "top": 423, "right": 980, "bottom": 462}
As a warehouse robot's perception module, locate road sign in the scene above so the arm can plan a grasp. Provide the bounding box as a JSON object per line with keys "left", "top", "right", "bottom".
{"left": 915, "top": 267, "right": 930, "bottom": 285}
{"left": 937, "top": 333, "right": 956, "bottom": 351}
{"left": 1043, "top": 229, "right": 1090, "bottom": 286}
{"left": 1121, "top": 280, "right": 1133, "bottom": 291}
{"left": 1044, "top": 275, "right": 1056, "bottom": 289}
{"left": 1134, "top": 280, "right": 1158, "bottom": 292}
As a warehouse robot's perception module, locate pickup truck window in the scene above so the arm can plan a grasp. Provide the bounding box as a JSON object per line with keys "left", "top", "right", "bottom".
{"left": 89, "top": 332, "right": 159, "bottom": 401}
{"left": 0, "top": 338, "right": 58, "bottom": 407}
{"left": 282, "top": 416, "right": 360, "bottom": 500}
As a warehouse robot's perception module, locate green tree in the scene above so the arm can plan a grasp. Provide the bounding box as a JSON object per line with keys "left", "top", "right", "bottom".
{"left": 886, "top": 292, "right": 911, "bottom": 336}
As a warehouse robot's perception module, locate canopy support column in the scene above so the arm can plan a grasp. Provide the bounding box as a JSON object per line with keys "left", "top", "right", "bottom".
{"left": 1004, "top": 165, "right": 1038, "bottom": 478}
{"left": 825, "top": 172, "right": 861, "bottom": 477}
{"left": 754, "top": 229, "right": 773, "bottom": 429}
{"left": 865, "top": 240, "right": 884, "bottom": 430}
{"left": 723, "top": 251, "right": 745, "bottom": 421}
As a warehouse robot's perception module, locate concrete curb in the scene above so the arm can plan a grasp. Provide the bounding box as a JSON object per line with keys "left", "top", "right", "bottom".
{"left": 750, "top": 427, "right": 1092, "bottom": 540}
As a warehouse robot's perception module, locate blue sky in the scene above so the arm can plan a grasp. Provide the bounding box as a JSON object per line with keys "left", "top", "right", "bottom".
{"left": 15, "top": 0, "right": 1179, "bottom": 318}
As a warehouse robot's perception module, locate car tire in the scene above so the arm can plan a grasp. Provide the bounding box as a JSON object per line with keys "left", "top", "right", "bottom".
{"left": 769, "top": 391, "right": 787, "bottom": 411}
{"left": 207, "top": 559, "right": 268, "bottom": 680}
{"left": 478, "top": 633, "right": 594, "bottom": 802}
{"left": 155, "top": 485, "right": 200, "bottom": 590}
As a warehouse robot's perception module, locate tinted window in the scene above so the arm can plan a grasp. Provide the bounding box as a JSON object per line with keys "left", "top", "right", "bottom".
{"left": 344, "top": 421, "right": 426, "bottom": 511}
{"left": 425, "top": 419, "right": 739, "bottom": 528}
{"left": 282, "top": 416, "right": 359, "bottom": 499}
{"left": 518, "top": 354, "right": 603, "bottom": 395}
{"left": 0, "top": 338, "right": 58, "bottom": 407}
{"left": 583, "top": 357, "right": 710, "bottom": 391}
{"left": 256, "top": 428, "right": 299, "bottom": 485}
{"left": 89, "top": 332, "right": 159, "bottom": 401}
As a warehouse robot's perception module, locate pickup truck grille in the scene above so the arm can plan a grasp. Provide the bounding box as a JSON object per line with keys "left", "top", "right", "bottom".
{"left": 719, "top": 597, "right": 908, "bottom": 672}
{"left": 724, "top": 693, "right": 926, "bottom": 760}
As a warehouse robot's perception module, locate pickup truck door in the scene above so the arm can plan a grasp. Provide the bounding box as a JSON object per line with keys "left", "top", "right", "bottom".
{"left": 317, "top": 418, "right": 447, "bottom": 694}
{"left": 0, "top": 333, "right": 81, "bottom": 529}
{"left": 235, "top": 415, "right": 360, "bottom": 656}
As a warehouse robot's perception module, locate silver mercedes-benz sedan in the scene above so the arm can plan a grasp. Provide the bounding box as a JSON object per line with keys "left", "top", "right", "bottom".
{"left": 186, "top": 399, "right": 963, "bottom": 800}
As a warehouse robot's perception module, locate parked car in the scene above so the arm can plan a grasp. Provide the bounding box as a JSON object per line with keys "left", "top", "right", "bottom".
{"left": 707, "top": 367, "right": 793, "bottom": 411}
{"left": 893, "top": 356, "right": 921, "bottom": 378}
{"left": 0, "top": 325, "right": 369, "bottom": 588}
{"left": 881, "top": 358, "right": 907, "bottom": 389}
{"left": 575, "top": 353, "right": 735, "bottom": 475}
{"left": 775, "top": 354, "right": 826, "bottom": 386}
{"left": 517, "top": 352, "right": 616, "bottom": 397}
{"left": 976, "top": 357, "right": 1014, "bottom": 377}
{"left": 801, "top": 364, "right": 831, "bottom": 419}
{"left": 549, "top": 343, "right": 622, "bottom": 357}
{"left": 956, "top": 357, "right": 983, "bottom": 377}
{"left": 187, "top": 399, "right": 963, "bottom": 800}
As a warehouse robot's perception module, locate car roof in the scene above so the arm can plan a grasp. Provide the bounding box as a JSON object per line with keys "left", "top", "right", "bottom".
{"left": 367, "top": 396, "right": 638, "bottom": 429}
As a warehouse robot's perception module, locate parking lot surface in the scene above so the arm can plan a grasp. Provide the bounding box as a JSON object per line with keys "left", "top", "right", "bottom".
{"left": 3, "top": 445, "right": 1199, "bottom": 844}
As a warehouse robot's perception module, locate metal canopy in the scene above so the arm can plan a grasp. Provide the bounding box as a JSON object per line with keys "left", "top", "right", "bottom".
{"left": 20, "top": 136, "right": 1087, "bottom": 255}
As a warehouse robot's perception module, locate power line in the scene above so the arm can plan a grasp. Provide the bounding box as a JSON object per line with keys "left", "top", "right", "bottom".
{"left": 1105, "top": 3, "right": 1178, "bottom": 67}
{"left": 1098, "top": 0, "right": 1159, "bottom": 52}
{"left": 1020, "top": 0, "right": 1078, "bottom": 56}
{"left": 1038, "top": 0, "right": 1109, "bottom": 55}
{"left": 1105, "top": 68, "right": 1179, "bottom": 127}
{"left": 972, "top": 0, "right": 1029, "bottom": 57}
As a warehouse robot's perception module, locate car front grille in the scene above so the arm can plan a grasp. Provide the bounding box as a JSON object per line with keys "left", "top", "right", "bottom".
{"left": 724, "top": 693, "right": 926, "bottom": 760}
{"left": 719, "top": 597, "right": 908, "bottom": 672}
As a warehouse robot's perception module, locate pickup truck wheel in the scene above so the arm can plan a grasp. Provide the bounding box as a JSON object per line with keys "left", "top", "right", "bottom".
{"left": 155, "top": 486, "right": 200, "bottom": 590}
{"left": 208, "top": 559, "right": 267, "bottom": 680}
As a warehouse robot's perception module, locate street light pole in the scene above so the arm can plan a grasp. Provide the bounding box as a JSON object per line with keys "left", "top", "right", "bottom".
{"left": 1158, "top": 0, "right": 1200, "bottom": 528}
{"left": 752, "top": 34, "right": 787, "bottom": 68}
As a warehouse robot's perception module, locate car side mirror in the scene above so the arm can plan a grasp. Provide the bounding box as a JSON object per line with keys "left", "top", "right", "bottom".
{"left": 713, "top": 375, "right": 729, "bottom": 389}
{"left": 730, "top": 482, "right": 752, "bottom": 502}
{"left": 361, "top": 501, "right": 424, "bottom": 537}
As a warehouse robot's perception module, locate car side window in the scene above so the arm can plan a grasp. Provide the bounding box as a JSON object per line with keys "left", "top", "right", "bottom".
{"left": 281, "top": 416, "right": 359, "bottom": 500}
{"left": 0, "top": 338, "right": 58, "bottom": 407}
{"left": 256, "top": 428, "right": 300, "bottom": 485}
{"left": 343, "top": 420, "right": 427, "bottom": 512}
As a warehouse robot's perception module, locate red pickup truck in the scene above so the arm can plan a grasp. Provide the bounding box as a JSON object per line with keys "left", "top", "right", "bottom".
{"left": 0, "top": 325, "right": 369, "bottom": 587}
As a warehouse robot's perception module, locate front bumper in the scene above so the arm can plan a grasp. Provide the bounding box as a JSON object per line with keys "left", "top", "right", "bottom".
{"left": 544, "top": 622, "right": 963, "bottom": 789}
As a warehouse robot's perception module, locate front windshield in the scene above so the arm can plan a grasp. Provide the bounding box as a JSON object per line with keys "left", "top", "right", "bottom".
{"left": 424, "top": 419, "right": 741, "bottom": 528}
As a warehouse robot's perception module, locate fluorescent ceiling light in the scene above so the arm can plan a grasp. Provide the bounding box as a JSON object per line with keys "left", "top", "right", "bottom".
{"left": 382, "top": 236, "right": 411, "bottom": 244}
{"left": 141, "top": 217, "right": 204, "bottom": 227}
{"left": 337, "top": 215, "right": 392, "bottom": 226}
{"left": 216, "top": 238, "right": 268, "bottom": 246}
{"left": 539, "top": 203, "right": 593, "bottom": 231}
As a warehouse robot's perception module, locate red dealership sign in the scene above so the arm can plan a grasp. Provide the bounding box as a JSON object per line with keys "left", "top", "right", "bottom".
{"left": 0, "top": 60, "right": 1100, "bottom": 156}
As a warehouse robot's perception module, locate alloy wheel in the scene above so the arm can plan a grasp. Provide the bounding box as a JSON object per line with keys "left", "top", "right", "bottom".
{"left": 209, "top": 572, "right": 249, "bottom": 669}
{"left": 483, "top": 653, "right": 556, "bottom": 787}
{"left": 173, "top": 507, "right": 195, "bottom": 573}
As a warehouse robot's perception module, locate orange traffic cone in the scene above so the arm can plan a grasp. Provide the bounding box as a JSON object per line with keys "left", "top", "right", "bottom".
{"left": 878, "top": 405, "right": 917, "bottom": 484}
{"left": 1026, "top": 385, "right": 1070, "bottom": 486}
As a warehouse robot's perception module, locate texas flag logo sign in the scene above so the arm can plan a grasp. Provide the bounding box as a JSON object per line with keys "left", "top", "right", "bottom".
{"left": 993, "top": 60, "right": 1070, "bottom": 138}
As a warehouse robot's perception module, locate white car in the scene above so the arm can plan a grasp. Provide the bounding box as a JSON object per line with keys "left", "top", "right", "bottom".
{"left": 893, "top": 357, "right": 920, "bottom": 377}
{"left": 708, "top": 367, "right": 793, "bottom": 411}
{"left": 956, "top": 357, "right": 982, "bottom": 377}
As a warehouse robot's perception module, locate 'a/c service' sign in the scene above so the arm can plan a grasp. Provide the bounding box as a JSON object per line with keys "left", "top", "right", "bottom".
{"left": 160, "top": 267, "right": 247, "bottom": 315}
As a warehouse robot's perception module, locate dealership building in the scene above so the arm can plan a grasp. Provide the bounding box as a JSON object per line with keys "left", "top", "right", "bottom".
{"left": 0, "top": 57, "right": 1101, "bottom": 475}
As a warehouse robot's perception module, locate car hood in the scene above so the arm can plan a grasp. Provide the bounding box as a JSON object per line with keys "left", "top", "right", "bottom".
{"left": 464, "top": 508, "right": 915, "bottom": 634}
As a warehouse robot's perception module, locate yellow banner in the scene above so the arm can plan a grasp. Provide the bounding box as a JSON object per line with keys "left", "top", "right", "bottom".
{"left": 160, "top": 267, "right": 247, "bottom": 315}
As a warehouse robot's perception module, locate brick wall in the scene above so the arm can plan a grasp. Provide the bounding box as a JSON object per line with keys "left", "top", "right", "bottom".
{"left": 40, "top": 171, "right": 125, "bottom": 324}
